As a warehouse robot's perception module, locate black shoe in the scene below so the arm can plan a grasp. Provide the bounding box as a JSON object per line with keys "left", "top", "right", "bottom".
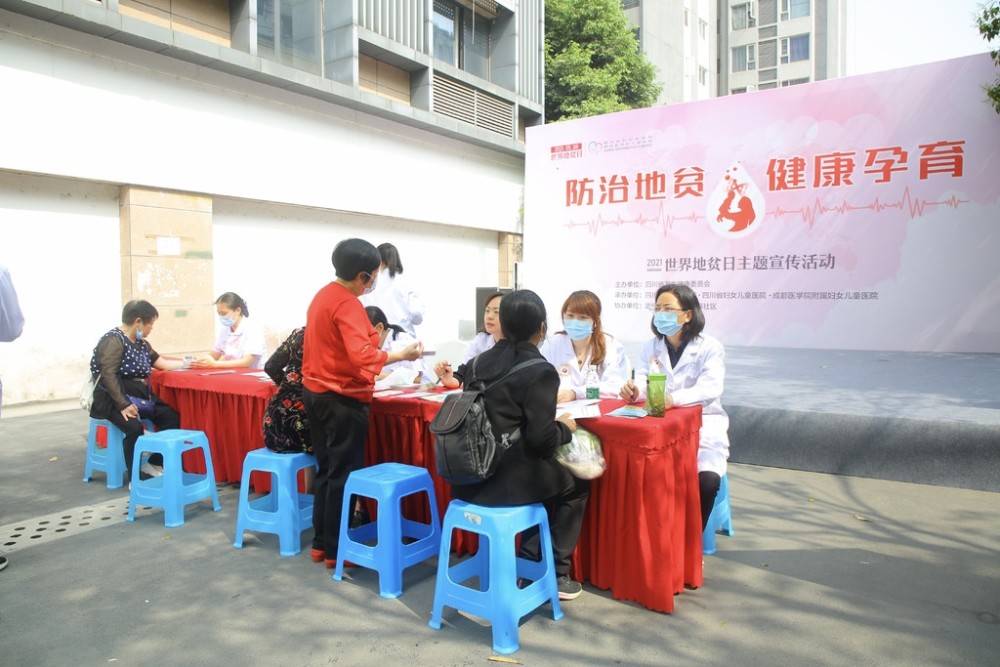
{"left": 557, "top": 576, "right": 582, "bottom": 600}
{"left": 0, "top": 556, "right": 8, "bottom": 572}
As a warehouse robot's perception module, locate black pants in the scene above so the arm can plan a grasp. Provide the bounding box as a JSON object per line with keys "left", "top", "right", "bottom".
{"left": 514, "top": 476, "right": 591, "bottom": 579}
{"left": 91, "top": 387, "right": 180, "bottom": 478}
{"left": 699, "top": 471, "right": 722, "bottom": 531}
{"left": 303, "top": 388, "right": 369, "bottom": 559}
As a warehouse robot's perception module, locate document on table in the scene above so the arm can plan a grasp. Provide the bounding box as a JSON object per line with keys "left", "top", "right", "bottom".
{"left": 556, "top": 399, "right": 602, "bottom": 419}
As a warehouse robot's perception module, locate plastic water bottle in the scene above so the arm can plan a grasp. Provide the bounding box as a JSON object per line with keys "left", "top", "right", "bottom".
{"left": 585, "top": 365, "right": 600, "bottom": 400}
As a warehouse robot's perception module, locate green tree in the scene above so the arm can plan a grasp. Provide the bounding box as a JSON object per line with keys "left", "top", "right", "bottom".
{"left": 978, "top": 0, "right": 1000, "bottom": 113}
{"left": 545, "top": 0, "right": 662, "bottom": 122}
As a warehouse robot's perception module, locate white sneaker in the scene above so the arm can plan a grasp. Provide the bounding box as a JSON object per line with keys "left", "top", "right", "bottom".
{"left": 140, "top": 462, "right": 163, "bottom": 478}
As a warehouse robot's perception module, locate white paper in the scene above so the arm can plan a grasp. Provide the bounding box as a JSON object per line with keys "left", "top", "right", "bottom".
{"left": 555, "top": 399, "right": 602, "bottom": 419}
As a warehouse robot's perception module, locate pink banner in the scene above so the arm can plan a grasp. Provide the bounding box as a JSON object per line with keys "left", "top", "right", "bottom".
{"left": 524, "top": 55, "right": 1000, "bottom": 352}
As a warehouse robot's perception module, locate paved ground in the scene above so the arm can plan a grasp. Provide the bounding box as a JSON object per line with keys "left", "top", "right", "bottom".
{"left": 1, "top": 405, "right": 998, "bottom": 666}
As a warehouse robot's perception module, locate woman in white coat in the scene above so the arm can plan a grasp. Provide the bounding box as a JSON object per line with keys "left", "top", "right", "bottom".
{"left": 620, "top": 283, "right": 730, "bottom": 530}
{"left": 539, "top": 290, "right": 629, "bottom": 403}
{"left": 359, "top": 243, "right": 425, "bottom": 336}
{"left": 191, "top": 291, "right": 267, "bottom": 369}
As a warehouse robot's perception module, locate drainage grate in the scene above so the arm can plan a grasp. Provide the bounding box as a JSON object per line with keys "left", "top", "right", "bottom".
{"left": 0, "top": 498, "right": 158, "bottom": 554}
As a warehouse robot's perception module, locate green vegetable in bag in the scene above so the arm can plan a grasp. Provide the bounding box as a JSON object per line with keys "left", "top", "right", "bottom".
{"left": 555, "top": 426, "right": 606, "bottom": 480}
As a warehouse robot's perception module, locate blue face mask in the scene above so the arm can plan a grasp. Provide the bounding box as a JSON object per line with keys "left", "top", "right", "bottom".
{"left": 563, "top": 319, "right": 594, "bottom": 341}
{"left": 219, "top": 315, "right": 235, "bottom": 328}
{"left": 135, "top": 328, "right": 144, "bottom": 340}
{"left": 653, "top": 312, "right": 682, "bottom": 336}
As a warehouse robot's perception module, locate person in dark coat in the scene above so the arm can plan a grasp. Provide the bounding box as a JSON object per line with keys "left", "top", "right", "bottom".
{"left": 438, "top": 288, "right": 588, "bottom": 601}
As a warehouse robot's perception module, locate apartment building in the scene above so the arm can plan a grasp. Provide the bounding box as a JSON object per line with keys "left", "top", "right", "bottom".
{"left": 622, "top": 0, "right": 716, "bottom": 105}
{"left": 718, "top": 0, "right": 846, "bottom": 93}
{"left": 0, "top": 0, "right": 542, "bottom": 405}
{"left": 623, "top": 0, "right": 846, "bottom": 102}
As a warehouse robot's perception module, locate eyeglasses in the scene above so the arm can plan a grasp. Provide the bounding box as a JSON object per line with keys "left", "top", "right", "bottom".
{"left": 654, "top": 306, "right": 688, "bottom": 313}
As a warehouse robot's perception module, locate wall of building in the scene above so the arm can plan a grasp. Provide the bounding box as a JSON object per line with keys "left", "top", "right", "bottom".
{"left": 0, "top": 11, "right": 519, "bottom": 407}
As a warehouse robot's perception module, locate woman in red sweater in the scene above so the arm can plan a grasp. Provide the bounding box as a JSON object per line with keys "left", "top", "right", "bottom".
{"left": 302, "top": 238, "right": 422, "bottom": 568}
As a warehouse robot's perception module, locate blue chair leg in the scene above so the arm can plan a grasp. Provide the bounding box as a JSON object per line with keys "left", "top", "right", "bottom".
{"left": 703, "top": 474, "right": 733, "bottom": 556}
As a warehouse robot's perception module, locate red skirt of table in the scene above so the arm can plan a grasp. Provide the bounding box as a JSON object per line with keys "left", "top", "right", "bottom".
{"left": 149, "top": 369, "right": 703, "bottom": 612}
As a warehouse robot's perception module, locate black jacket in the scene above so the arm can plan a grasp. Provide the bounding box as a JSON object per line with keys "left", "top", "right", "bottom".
{"left": 451, "top": 339, "right": 575, "bottom": 506}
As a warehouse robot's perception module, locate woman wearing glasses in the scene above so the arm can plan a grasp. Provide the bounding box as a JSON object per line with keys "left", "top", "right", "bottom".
{"left": 619, "top": 283, "right": 730, "bottom": 530}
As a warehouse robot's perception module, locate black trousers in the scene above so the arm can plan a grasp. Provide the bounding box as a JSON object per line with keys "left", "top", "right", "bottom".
{"left": 699, "top": 471, "right": 722, "bottom": 531}
{"left": 91, "top": 385, "right": 180, "bottom": 477}
{"left": 303, "top": 388, "right": 369, "bottom": 559}
{"left": 514, "top": 475, "right": 591, "bottom": 579}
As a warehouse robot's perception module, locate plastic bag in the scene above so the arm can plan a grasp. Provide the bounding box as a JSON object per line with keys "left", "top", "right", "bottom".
{"left": 80, "top": 370, "right": 98, "bottom": 411}
{"left": 554, "top": 426, "right": 606, "bottom": 480}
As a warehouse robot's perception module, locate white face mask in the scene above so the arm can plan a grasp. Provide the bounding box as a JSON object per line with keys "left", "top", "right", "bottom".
{"left": 362, "top": 272, "right": 379, "bottom": 295}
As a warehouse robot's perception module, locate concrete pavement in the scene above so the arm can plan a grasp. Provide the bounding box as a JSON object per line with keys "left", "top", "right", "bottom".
{"left": 0, "top": 405, "right": 997, "bottom": 666}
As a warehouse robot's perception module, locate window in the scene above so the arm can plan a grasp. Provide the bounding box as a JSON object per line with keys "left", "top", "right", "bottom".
{"left": 699, "top": 19, "right": 708, "bottom": 39}
{"left": 257, "top": 0, "right": 322, "bottom": 74}
{"left": 731, "top": 3, "right": 757, "bottom": 30}
{"left": 781, "top": 77, "right": 810, "bottom": 86}
{"left": 780, "top": 34, "right": 809, "bottom": 63}
{"left": 433, "top": 0, "right": 493, "bottom": 80}
{"left": 684, "top": 8, "right": 689, "bottom": 26}
{"left": 781, "top": 0, "right": 810, "bottom": 21}
{"left": 621, "top": 0, "right": 641, "bottom": 8}
{"left": 732, "top": 44, "right": 756, "bottom": 72}
{"left": 698, "top": 66, "right": 708, "bottom": 85}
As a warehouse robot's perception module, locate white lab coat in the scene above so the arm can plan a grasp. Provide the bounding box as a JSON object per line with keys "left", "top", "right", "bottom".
{"left": 360, "top": 272, "right": 425, "bottom": 336}
{"left": 634, "top": 334, "right": 730, "bottom": 476}
{"left": 380, "top": 330, "right": 432, "bottom": 384}
{"left": 461, "top": 331, "right": 498, "bottom": 364}
{"left": 539, "top": 332, "right": 630, "bottom": 400}
{"left": 213, "top": 317, "right": 266, "bottom": 369}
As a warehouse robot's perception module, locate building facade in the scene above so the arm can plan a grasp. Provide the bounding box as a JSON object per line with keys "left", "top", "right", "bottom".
{"left": 622, "top": 0, "right": 716, "bottom": 105}
{"left": 623, "top": 0, "right": 846, "bottom": 102}
{"left": 0, "top": 0, "right": 542, "bottom": 406}
{"left": 718, "top": 0, "right": 846, "bottom": 94}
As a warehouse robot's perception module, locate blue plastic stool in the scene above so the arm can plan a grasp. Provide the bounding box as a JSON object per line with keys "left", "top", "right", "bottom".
{"left": 429, "top": 500, "right": 563, "bottom": 655}
{"left": 127, "top": 429, "right": 221, "bottom": 527}
{"left": 83, "top": 418, "right": 153, "bottom": 489}
{"left": 703, "top": 474, "right": 734, "bottom": 555}
{"left": 233, "top": 448, "right": 317, "bottom": 557}
{"left": 333, "top": 462, "right": 441, "bottom": 599}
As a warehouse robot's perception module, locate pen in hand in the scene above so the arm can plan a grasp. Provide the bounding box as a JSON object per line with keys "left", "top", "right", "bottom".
{"left": 625, "top": 369, "right": 639, "bottom": 403}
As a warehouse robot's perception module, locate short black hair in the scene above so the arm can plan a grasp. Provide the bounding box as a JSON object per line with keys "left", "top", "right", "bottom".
{"left": 499, "top": 289, "right": 547, "bottom": 343}
{"left": 121, "top": 300, "right": 158, "bottom": 324}
{"left": 651, "top": 284, "right": 705, "bottom": 344}
{"left": 332, "top": 238, "right": 381, "bottom": 281}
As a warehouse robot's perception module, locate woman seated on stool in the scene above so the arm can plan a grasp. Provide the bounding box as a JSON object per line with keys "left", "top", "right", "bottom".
{"left": 539, "top": 290, "right": 629, "bottom": 403}
{"left": 89, "top": 300, "right": 183, "bottom": 481}
{"left": 435, "top": 289, "right": 588, "bottom": 601}
{"left": 261, "top": 326, "right": 316, "bottom": 492}
{"left": 191, "top": 292, "right": 266, "bottom": 369}
{"left": 619, "top": 283, "right": 730, "bottom": 530}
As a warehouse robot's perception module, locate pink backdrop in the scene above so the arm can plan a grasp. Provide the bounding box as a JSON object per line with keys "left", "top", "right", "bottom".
{"left": 524, "top": 55, "right": 1000, "bottom": 352}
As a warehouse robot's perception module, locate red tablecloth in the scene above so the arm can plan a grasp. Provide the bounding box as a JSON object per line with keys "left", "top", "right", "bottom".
{"left": 150, "top": 369, "right": 275, "bottom": 483}
{"left": 149, "top": 369, "right": 703, "bottom": 613}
